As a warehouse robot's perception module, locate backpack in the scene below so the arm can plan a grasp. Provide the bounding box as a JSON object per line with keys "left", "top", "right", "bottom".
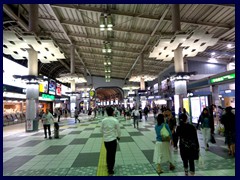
{"left": 160, "top": 124, "right": 170, "bottom": 141}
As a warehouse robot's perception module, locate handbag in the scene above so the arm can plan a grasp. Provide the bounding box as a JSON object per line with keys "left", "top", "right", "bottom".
{"left": 161, "top": 124, "right": 170, "bottom": 141}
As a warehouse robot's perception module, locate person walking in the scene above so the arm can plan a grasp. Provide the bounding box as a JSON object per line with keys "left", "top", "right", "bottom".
{"left": 143, "top": 105, "right": 150, "bottom": 122}
{"left": 177, "top": 114, "right": 200, "bottom": 176}
{"left": 74, "top": 107, "right": 80, "bottom": 123}
{"left": 131, "top": 107, "right": 140, "bottom": 128}
{"left": 220, "top": 106, "right": 235, "bottom": 156}
{"left": 57, "top": 108, "right": 61, "bottom": 122}
{"left": 163, "top": 109, "right": 177, "bottom": 151}
{"left": 153, "top": 105, "right": 158, "bottom": 122}
{"left": 100, "top": 106, "right": 121, "bottom": 176}
{"left": 196, "top": 108, "right": 214, "bottom": 151}
{"left": 153, "top": 114, "right": 175, "bottom": 174}
{"left": 42, "top": 109, "right": 55, "bottom": 139}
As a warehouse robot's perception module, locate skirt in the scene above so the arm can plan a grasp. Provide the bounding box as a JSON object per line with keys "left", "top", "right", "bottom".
{"left": 153, "top": 141, "right": 173, "bottom": 164}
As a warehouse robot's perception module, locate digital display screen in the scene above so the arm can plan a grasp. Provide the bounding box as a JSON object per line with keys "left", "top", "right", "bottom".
{"left": 56, "top": 83, "right": 62, "bottom": 96}
{"left": 48, "top": 79, "right": 56, "bottom": 95}
{"left": 39, "top": 80, "right": 48, "bottom": 93}
{"left": 161, "top": 79, "right": 168, "bottom": 91}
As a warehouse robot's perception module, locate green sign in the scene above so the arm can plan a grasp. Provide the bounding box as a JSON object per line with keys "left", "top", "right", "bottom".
{"left": 210, "top": 73, "right": 235, "bottom": 84}
{"left": 42, "top": 93, "right": 55, "bottom": 100}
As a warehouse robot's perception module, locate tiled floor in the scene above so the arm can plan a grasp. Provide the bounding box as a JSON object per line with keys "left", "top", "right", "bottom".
{"left": 3, "top": 114, "right": 235, "bottom": 176}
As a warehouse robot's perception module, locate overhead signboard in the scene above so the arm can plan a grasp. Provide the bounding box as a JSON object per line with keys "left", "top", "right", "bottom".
{"left": 210, "top": 73, "right": 235, "bottom": 84}
{"left": 41, "top": 93, "right": 55, "bottom": 101}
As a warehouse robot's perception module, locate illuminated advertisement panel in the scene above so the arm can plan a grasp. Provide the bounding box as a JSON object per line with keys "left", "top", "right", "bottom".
{"left": 39, "top": 79, "right": 48, "bottom": 93}
{"left": 56, "top": 83, "right": 62, "bottom": 96}
{"left": 49, "top": 79, "right": 56, "bottom": 95}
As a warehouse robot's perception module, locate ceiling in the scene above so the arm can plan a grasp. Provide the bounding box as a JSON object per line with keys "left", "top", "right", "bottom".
{"left": 3, "top": 4, "right": 235, "bottom": 82}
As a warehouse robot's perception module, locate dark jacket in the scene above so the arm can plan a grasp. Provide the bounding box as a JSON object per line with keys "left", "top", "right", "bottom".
{"left": 220, "top": 112, "right": 235, "bottom": 133}
{"left": 197, "top": 113, "right": 214, "bottom": 133}
{"left": 176, "top": 123, "right": 200, "bottom": 160}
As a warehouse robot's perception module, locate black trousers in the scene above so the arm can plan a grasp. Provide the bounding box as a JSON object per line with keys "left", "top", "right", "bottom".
{"left": 133, "top": 116, "right": 139, "bottom": 128}
{"left": 104, "top": 139, "right": 117, "bottom": 174}
{"left": 172, "top": 131, "right": 178, "bottom": 148}
{"left": 43, "top": 124, "right": 51, "bottom": 137}
{"left": 183, "top": 159, "right": 195, "bottom": 172}
{"left": 57, "top": 115, "right": 60, "bottom": 122}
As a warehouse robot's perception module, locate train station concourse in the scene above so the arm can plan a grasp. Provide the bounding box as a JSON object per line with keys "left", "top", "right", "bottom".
{"left": 3, "top": 4, "right": 235, "bottom": 176}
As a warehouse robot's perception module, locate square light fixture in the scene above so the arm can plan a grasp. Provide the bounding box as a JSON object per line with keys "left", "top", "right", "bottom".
{"left": 99, "top": 13, "right": 113, "bottom": 31}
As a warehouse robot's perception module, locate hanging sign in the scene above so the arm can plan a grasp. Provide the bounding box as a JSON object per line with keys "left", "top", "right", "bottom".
{"left": 210, "top": 73, "right": 235, "bottom": 84}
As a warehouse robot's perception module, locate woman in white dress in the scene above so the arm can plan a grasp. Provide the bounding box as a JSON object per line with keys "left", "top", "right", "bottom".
{"left": 153, "top": 114, "right": 175, "bottom": 174}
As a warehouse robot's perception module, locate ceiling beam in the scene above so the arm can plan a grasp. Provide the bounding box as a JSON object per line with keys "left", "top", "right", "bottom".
{"left": 80, "top": 57, "right": 171, "bottom": 66}
{"left": 68, "top": 32, "right": 151, "bottom": 46}
{"left": 56, "top": 39, "right": 142, "bottom": 54}
{"left": 61, "top": 41, "right": 142, "bottom": 54}
{"left": 52, "top": 4, "right": 232, "bottom": 29}
{"left": 124, "top": 6, "right": 170, "bottom": 80}
{"left": 217, "top": 27, "right": 235, "bottom": 39}
{"left": 45, "top": 4, "right": 92, "bottom": 76}
{"left": 60, "top": 19, "right": 165, "bottom": 36}
{"left": 210, "top": 4, "right": 235, "bottom": 8}
{"left": 3, "top": 4, "right": 29, "bottom": 31}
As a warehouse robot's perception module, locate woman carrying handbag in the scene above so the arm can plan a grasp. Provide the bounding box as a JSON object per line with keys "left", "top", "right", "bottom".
{"left": 153, "top": 114, "right": 175, "bottom": 174}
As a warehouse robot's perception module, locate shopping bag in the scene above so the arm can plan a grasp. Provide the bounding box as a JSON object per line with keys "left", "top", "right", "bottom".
{"left": 160, "top": 124, "right": 170, "bottom": 141}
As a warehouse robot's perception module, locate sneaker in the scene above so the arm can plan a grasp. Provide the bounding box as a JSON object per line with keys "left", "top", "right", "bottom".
{"left": 189, "top": 171, "right": 195, "bottom": 176}
{"left": 44, "top": 136, "right": 47, "bottom": 139}
{"left": 49, "top": 137, "right": 52, "bottom": 139}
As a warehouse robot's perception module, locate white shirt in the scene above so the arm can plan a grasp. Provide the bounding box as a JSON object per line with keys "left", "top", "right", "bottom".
{"left": 100, "top": 116, "right": 121, "bottom": 142}
{"left": 42, "top": 112, "right": 54, "bottom": 125}
{"left": 132, "top": 109, "right": 140, "bottom": 116}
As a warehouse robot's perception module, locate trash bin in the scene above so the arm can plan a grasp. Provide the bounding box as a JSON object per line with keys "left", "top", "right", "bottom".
{"left": 54, "top": 122, "right": 59, "bottom": 138}
{"left": 33, "top": 118, "right": 39, "bottom": 131}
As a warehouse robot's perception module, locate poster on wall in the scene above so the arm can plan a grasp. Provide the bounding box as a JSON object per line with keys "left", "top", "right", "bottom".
{"left": 49, "top": 79, "right": 56, "bottom": 95}
{"left": 183, "top": 98, "right": 190, "bottom": 114}
{"left": 200, "top": 96, "right": 208, "bottom": 111}
{"left": 39, "top": 80, "right": 48, "bottom": 93}
{"left": 190, "top": 97, "right": 201, "bottom": 124}
{"left": 56, "top": 83, "right": 62, "bottom": 96}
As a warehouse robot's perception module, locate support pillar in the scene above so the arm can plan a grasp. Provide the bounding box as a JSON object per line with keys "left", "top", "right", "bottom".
{"left": 70, "top": 45, "right": 76, "bottom": 117}
{"left": 171, "top": 4, "right": 187, "bottom": 116}
{"left": 211, "top": 85, "right": 219, "bottom": 106}
{"left": 25, "top": 5, "right": 39, "bottom": 132}
{"left": 139, "top": 53, "right": 145, "bottom": 90}
{"left": 70, "top": 44, "right": 75, "bottom": 74}
{"left": 26, "top": 50, "right": 39, "bottom": 132}
{"left": 70, "top": 80, "right": 76, "bottom": 117}
{"left": 29, "top": 4, "right": 38, "bottom": 33}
